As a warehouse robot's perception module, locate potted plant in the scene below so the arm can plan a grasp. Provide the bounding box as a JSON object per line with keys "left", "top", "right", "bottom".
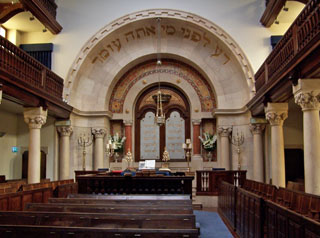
{"left": 108, "top": 133, "right": 126, "bottom": 162}
{"left": 199, "top": 132, "right": 217, "bottom": 161}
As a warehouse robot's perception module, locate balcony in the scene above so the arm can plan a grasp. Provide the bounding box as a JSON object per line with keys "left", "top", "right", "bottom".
{"left": 0, "top": 36, "right": 72, "bottom": 119}
{"left": 248, "top": 0, "right": 320, "bottom": 116}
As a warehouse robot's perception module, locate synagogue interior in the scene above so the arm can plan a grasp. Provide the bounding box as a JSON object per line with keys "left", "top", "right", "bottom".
{"left": 0, "top": 0, "right": 319, "bottom": 237}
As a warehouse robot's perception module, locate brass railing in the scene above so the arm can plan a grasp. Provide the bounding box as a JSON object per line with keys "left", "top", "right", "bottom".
{"left": 254, "top": 0, "right": 320, "bottom": 93}
{"left": 0, "top": 36, "right": 63, "bottom": 100}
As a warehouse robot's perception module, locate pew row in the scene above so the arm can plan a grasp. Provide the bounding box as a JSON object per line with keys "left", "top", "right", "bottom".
{"left": 48, "top": 197, "right": 192, "bottom": 206}
{"left": 0, "top": 210, "right": 196, "bottom": 229}
{"left": 0, "top": 225, "right": 199, "bottom": 238}
{"left": 25, "top": 203, "right": 194, "bottom": 214}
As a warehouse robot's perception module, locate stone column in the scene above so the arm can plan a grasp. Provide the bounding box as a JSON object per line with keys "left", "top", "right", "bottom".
{"left": 265, "top": 103, "right": 288, "bottom": 188}
{"left": 250, "top": 118, "right": 267, "bottom": 182}
{"left": 218, "top": 127, "right": 232, "bottom": 170}
{"left": 124, "top": 120, "right": 132, "bottom": 153}
{"left": 92, "top": 128, "right": 106, "bottom": 170}
{"left": 56, "top": 122, "right": 73, "bottom": 180}
{"left": 293, "top": 79, "right": 320, "bottom": 195}
{"left": 192, "top": 119, "right": 201, "bottom": 155}
{"left": 23, "top": 107, "right": 47, "bottom": 184}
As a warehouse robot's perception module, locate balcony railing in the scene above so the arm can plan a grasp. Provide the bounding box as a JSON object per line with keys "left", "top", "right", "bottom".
{"left": 0, "top": 36, "right": 63, "bottom": 101}
{"left": 254, "top": 0, "right": 320, "bottom": 93}
{"left": 196, "top": 170, "right": 246, "bottom": 196}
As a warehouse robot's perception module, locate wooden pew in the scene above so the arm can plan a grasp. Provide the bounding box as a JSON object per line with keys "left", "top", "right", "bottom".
{"left": 25, "top": 203, "right": 194, "bottom": 214}
{"left": 0, "top": 225, "right": 199, "bottom": 238}
{"left": 48, "top": 197, "right": 192, "bottom": 206}
{"left": 0, "top": 210, "right": 196, "bottom": 229}
{"left": 68, "top": 193, "right": 190, "bottom": 200}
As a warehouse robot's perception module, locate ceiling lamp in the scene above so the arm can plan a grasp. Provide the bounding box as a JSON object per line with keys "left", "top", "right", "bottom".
{"left": 154, "top": 18, "right": 165, "bottom": 126}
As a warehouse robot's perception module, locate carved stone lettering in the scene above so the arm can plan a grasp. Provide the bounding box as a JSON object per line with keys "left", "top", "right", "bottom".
{"left": 165, "top": 111, "right": 185, "bottom": 159}
{"left": 141, "top": 112, "right": 160, "bottom": 160}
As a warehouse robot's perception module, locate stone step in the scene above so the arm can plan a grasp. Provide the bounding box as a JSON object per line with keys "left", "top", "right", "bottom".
{"left": 192, "top": 203, "right": 203, "bottom": 210}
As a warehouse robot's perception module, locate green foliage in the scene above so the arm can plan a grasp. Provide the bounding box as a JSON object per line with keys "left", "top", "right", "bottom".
{"left": 199, "top": 132, "right": 217, "bottom": 151}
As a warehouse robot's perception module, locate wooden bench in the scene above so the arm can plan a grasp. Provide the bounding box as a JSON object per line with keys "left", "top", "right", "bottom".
{"left": 0, "top": 225, "right": 199, "bottom": 238}
{"left": 48, "top": 197, "right": 192, "bottom": 206}
{"left": 0, "top": 210, "right": 196, "bottom": 229}
{"left": 68, "top": 193, "right": 191, "bottom": 200}
{"left": 25, "top": 203, "right": 194, "bottom": 214}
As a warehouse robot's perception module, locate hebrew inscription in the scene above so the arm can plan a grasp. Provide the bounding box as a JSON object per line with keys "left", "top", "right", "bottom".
{"left": 92, "top": 24, "right": 230, "bottom": 65}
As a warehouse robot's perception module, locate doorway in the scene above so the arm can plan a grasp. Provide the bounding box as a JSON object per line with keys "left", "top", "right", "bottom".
{"left": 22, "top": 150, "right": 47, "bottom": 179}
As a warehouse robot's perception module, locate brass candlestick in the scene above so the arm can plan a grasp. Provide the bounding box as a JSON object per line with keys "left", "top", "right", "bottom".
{"left": 231, "top": 130, "right": 244, "bottom": 170}
{"left": 78, "top": 133, "right": 93, "bottom": 171}
{"left": 105, "top": 140, "right": 115, "bottom": 167}
{"left": 124, "top": 149, "right": 133, "bottom": 170}
{"left": 183, "top": 139, "right": 192, "bottom": 172}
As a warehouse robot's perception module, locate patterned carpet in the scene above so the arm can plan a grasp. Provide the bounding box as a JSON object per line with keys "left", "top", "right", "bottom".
{"left": 194, "top": 210, "right": 233, "bottom": 238}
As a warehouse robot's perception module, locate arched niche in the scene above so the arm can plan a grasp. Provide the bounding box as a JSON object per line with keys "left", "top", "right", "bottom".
{"left": 65, "top": 9, "right": 255, "bottom": 114}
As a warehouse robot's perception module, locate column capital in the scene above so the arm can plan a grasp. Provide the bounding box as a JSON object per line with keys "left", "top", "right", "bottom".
{"left": 265, "top": 103, "right": 288, "bottom": 126}
{"left": 23, "top": 107, "right": 47, "bottom": 129}
{"left": 217, "top": 126, "right": 232, "bottom": 137}
{"left": 91, "top": 128, "right": 107, "bottom": 138}
{"left": 250, "top": 124, "right": 266, "bottom": 135}
{"left": 123, "top": 120, "right": 133, "bottom": 126}
{"left": 57, "top": 126, "right": 73, "bottom": 137}
{"left": 293, "top": 79, "right": 320, "bottom": 111}
{"left": 192, "top": 119, "right": 201, "bottom": 125}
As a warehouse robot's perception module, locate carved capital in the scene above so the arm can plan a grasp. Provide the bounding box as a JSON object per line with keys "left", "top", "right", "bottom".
{"left": 91, "top": 128, "right": 107, "bottom": 138}
{"left": 217, "top": 126, "right": 232, "bottom": 137}
{"left": 124, "top": 120, "right": 133, "bottom": 126}
{"left": 192, "top": 119, "right": 201, "bottom": 125}
{"left": 294, "top": 91, "right": 320, "bottom": 111}
{"left": 24, "top": 107, "right": 47, "bottom": 129}
{"left": 265, "top": 112, "right": 288, "bottom": 126}
{"left": 57, "top": 126, "right": 73, "bottom": 137}
{"left": 24, "top": 116, "right": 47, "bottom": 129}
{"left": 250, "top": 124, "right": 266, "bottom": 135}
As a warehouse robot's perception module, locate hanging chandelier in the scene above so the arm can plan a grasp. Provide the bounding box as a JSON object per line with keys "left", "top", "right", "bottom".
{"left": 155, "top": 18, "right": 165, "bottom": 126}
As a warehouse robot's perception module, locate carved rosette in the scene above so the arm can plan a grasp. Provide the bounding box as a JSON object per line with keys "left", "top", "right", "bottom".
{"left": 217, "top": 126, "right": 232, "bottom": 137}
{"left": 249, "top": 124, "right": 266, "bottom": 135}
{"left": 57, "top": 126, "right": 73, "bottom": 137}
{"left": 91, "top": 128, "right": 106, "bottom": 139}
{"left": 24, "top": 116, "right": 47, "bottom": 129}
{"left": 265, "top": 112, "right": 288, "bottom": 126}
{"left": 294, "top": 91, "right": 320, "bottom": 111}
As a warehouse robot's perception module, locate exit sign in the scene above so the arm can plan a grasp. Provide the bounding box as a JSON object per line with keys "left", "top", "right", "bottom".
{"left": 11, "top": 147, "right": 18, "bottom": 153}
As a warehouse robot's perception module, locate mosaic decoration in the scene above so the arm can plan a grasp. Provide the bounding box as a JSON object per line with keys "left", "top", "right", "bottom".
{"left": 109, "top": 59, "right": 216, "bottom": 113}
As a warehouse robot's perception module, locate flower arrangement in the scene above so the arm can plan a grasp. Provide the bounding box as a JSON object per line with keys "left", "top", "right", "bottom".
{"left": 108, "top": 133, "right": 126, "bottom": 152}
{"left": 199, "top": 132, "right": 217, "bottom": 151}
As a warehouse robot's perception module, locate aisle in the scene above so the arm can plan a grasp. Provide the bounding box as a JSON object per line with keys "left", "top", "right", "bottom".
{"left": 194, "top": 210, "right": 233, "bottom": 238}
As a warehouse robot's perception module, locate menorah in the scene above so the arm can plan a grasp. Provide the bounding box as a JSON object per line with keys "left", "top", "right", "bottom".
{"left": 231, "top": 130, "right": 244, "bottom": 170}
{"left": 78, "top": 133, "right": 93, "bottom": 171}
{"left": 182, "top": 139, "right": 192, "bottom": 172}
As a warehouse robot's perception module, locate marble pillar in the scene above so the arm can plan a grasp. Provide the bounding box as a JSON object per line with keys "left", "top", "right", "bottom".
{"left": 218, "top": 127, "right": 232, "bottom": 170}
{"left": 192, "top": 119, "right": 201, "bottom": 155}
{"left": 293, "top": 79, "right": 320, "bottom": 195}
{"left": 265, "top": 103, "right": 288, "bottom": 188}
{"left": 56, "top": 123, "right": 73, "bottom": 180}
{"left": 124, "top": 120, "right": 132, "bottom": 153}
{"left": 23, "top": 107, "right": 47, "bottom": 184}
{"left": 250, "top": 118, "right": 267, "bottom": 182}
{"left": 92, "top": 128, "right": 106, "bottom": 170}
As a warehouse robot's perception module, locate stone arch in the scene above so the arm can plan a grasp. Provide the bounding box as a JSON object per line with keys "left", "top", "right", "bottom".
{"left": 65, "top": 9, "right": 255, "bottom": 114}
